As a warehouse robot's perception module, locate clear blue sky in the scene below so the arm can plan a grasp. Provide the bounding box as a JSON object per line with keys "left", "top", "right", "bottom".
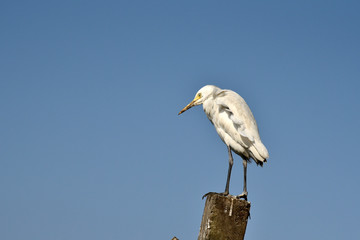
{"left": 1, "top": 1, "right": 360, "bottom": 239}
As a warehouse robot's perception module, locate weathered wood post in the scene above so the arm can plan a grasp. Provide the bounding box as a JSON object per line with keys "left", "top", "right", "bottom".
{"left": 198, "top": 193, "right": 251, "bottom": 240}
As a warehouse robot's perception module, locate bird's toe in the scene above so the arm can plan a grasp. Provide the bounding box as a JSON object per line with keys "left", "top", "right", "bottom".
{"left": 202, "top": 191, "right": 229, "bottom": 199}
{"left": 236, "top": 191, "right": 248, "bottom": 201}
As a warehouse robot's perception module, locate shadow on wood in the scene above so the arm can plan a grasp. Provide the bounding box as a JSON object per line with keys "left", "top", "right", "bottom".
{"left": 198, "top": 193, "right": 251, "bottom": 240}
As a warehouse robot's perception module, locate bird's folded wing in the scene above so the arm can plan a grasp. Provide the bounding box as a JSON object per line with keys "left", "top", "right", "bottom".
{"left": 215, "top": 94, "right": 255, "bottom": 145}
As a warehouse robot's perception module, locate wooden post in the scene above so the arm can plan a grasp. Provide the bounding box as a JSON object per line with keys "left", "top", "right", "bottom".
{"left": 198, "top": 193, "right": 251, "bottom": 240}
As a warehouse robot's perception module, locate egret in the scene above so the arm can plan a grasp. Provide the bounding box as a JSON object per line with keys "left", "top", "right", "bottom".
{"left": 178, "top": 85, "right": 269, "bottom": 200}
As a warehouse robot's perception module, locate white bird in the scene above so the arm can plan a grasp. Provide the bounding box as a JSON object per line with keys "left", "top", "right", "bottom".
{"left": 178, "top": 85, "right": 269, "bottom": 200}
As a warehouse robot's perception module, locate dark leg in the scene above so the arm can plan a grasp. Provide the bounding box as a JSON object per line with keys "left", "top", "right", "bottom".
{"left": 202, "top": 146, "right": 233, "bottom": 199}
{"left": 237, "top": 159, "right": 248, "bottom": 200}
{"left": 224, "top": 145, "right": 233, "bottom": 195}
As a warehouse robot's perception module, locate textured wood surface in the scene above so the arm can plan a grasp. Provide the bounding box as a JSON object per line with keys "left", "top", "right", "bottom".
{"left": 198, "top": 193, "right": 251, "bottom": 240}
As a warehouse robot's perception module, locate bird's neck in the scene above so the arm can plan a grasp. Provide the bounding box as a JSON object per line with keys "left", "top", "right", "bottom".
{"left": 202, "top": 97, "right": 216, "bottom": 120}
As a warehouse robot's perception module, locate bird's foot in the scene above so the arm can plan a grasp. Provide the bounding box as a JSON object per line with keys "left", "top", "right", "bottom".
{"left": 236, "top": 191, "right": 248, "bottom": 201}
{"left": 202, "top": 191, "right": 229, "bottom": 199}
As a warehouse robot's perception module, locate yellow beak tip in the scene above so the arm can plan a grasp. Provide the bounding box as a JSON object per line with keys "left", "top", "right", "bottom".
{"left": 179, "top": 97, "right": 199, "bottom": 116}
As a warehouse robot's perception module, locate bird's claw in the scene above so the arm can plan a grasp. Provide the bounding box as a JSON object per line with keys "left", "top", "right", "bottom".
{"left": 236, "top": 191, "right": 248, "bottom": 201}
{"left": 202, "top": 191, "right": 229, "bottom": 199}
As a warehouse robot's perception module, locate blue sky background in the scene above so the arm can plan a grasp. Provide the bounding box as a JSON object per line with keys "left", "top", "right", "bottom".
{"left": 1, "top": 1, "right": 360, "bottom": 239}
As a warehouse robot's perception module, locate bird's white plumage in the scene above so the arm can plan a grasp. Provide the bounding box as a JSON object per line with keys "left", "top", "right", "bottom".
{"left": 180, "top": 85, "right": 268, "bottom": 165}
{"left": 178, "top": 85, "right": 268, "bottom": 198}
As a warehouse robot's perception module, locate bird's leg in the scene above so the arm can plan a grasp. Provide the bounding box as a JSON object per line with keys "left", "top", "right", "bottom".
{"left": 237, "top": 159, "right": 248, "bottom": 201}
{"left": 202, "top": 146, "right": 233, "bottom": 199}
{"left": 224, "top": 145, "right": 233, "bottom": 195}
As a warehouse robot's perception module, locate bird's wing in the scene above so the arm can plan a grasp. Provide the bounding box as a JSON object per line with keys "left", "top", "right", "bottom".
{"left": 215, "top": 90, "right": 258, "bottom": 145}
{"left": 215, "top": 90, "right": 269, "bottom": 161}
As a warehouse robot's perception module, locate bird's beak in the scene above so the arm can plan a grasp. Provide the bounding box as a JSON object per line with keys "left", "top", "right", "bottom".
{"left": 178, "top": 95, "right": 201, "bottom": 115}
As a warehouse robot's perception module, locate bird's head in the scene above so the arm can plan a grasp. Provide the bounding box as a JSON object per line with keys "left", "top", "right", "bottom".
{"left": 178, "top": 85, "right": 219, "bottom": 115}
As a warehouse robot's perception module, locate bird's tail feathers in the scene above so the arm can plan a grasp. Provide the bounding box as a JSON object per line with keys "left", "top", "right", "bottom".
{"left": 249, "top": 140, "right": 269, "bottom": 166}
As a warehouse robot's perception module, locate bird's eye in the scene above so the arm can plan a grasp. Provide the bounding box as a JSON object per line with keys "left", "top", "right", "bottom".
{"left": 197, "top": 93, "right": 202, "bottom": 98}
